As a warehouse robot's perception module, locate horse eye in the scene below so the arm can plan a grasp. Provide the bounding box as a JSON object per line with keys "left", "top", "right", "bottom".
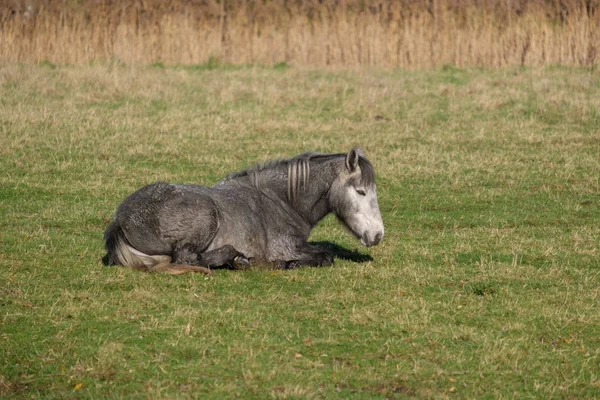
{"left": 356, "top": 189, "right": 366, "bottom": 196}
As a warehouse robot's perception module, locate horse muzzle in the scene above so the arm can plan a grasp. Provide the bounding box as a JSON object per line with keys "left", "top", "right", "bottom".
{"left": 360, "top": 231, "right": 383, "bottom": 247}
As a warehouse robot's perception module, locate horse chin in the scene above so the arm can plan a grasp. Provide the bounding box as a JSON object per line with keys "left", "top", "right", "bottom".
{"left": 345, "top": 225, "right": 378, "bottom": 248}
{"left": 337, "top": 214, "right": 384, "bottom": 247}
{"left": 337, "top": 216, "right": 364, "bottom": 242}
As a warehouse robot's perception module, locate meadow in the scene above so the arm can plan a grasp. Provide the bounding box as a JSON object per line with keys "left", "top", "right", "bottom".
{"left": 1, "top": 63, "right": 599, "bottom": 398}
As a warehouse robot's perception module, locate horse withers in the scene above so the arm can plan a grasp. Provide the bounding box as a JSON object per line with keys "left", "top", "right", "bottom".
{"left": 103, "top": 148, "right": 384, "bottom": 274}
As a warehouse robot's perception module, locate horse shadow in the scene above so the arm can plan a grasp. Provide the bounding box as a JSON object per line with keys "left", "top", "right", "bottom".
{"left": 310, "top": 241, "right": 373, "bottom": 263}
{"left": 101, "top": 241, "right": 373, "bottom": 270}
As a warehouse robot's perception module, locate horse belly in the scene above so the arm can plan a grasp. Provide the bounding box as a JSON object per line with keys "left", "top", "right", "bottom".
{"left": 204, "top": 191, "right": 270, "bottom": 259}
{"left": 207, "top": 211, "right": 267, "bottom": 259}
{"left": 205, "top": 190, "right": 301, "bottom": 262}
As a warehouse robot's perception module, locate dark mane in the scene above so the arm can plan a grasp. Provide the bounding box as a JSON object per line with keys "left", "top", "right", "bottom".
{"left": 220, "top": 152, "right": 318, "bottom": 182}
{"left": 218, "top": 151, "right": 376, "bottom": 190}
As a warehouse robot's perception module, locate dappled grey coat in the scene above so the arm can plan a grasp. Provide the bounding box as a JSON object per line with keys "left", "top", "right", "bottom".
{"left": 104, "top": 148, "right": 384, "bottom": 274}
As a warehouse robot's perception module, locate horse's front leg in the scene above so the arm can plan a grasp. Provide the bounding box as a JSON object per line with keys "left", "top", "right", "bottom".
{"left": 278, "top": 243, "right": 334, "bottom": 269}
{"left": 173, "top": 243, "right": 249, "bottom": 269}
{"left": 201, "top": 245, "right": 250, "bottom": 269}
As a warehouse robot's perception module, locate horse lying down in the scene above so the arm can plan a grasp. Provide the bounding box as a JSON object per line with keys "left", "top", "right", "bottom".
{"left": 103, "top": 147, "right": 384, "bottom": 275}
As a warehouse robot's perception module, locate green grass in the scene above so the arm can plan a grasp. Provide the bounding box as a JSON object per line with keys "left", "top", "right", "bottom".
{"left": 1, "top": 64, "right": 599, "bottom": 398}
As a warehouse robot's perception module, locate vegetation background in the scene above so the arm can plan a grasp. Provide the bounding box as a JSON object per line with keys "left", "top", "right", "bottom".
{"left": 1, "top": 0, "right": 599, "bottom": 398}
{"left": 1, "top": 0, "right": 599, "bottom": 68}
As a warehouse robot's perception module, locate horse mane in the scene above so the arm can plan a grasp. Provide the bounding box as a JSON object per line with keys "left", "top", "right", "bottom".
{"left": 218, "top": 151, "right": 375, "bottom": 202}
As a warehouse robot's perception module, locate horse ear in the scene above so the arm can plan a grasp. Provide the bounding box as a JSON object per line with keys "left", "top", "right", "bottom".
{"left": 345, "top": 147, "right": 364, "bottom": 172}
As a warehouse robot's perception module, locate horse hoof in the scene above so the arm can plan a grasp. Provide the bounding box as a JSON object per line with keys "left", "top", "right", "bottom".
{"left": 320, "top": 253, "right": 334, "bottom": 266}
{"left": 233, "top": 255, "right": 250, "bottom": 270}
{"left": 285, "top": 260, "right": 301, "bottom": 270}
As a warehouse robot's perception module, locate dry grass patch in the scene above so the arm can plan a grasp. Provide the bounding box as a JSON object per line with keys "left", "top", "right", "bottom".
{"left": 1, "top": 0, "right": 599, "bottom": 68}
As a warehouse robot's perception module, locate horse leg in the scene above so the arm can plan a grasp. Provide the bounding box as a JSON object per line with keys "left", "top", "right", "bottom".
{"left": 150, "top": 263, "right": 213, "bottom": 275}
{"left": 147, "top": 244, "right": 246, "bottom": 275}
{"left": 279, "top": 244, "right": 334, "bottom": 269}
{"left": 199, "top": 245, "right": 250, "bottom": 269}
{"left": 173, "top": 243, "right": 249, "bottom": 270}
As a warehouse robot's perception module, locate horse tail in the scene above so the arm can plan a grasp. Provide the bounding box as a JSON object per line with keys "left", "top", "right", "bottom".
{"left": 103, "top": 222, "right": 212, "bottom": 275}
{"left": 103, "top": 221, "right": 125, "bottom": 266}
{"left": 103, "top": 221, "right": 168, "bottom": 269}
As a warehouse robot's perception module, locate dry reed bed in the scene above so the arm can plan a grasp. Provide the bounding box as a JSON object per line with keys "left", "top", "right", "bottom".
{"left": 1, "top": 0, "right": 598, "bottom": 68}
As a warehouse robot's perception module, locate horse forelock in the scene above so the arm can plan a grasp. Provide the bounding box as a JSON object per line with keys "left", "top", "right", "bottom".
{"left": 356, "top": 157, "right": 376, "bottom": 187}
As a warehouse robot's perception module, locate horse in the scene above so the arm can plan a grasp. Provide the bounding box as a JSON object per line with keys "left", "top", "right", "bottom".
{"left": 103, "top": 147, "right": 384, "bottom": 275}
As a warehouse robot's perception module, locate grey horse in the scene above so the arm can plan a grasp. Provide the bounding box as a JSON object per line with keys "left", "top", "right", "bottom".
{"left": 103, "top": 148, "right": 384, "bottom": 274}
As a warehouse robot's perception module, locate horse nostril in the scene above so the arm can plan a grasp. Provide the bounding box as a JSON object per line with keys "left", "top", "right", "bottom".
{"left": 374, "top": 232, "right": 382, "bottom": 244}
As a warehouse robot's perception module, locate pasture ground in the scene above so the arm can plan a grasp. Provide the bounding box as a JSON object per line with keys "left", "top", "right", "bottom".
{"left": 1, "top": 63, "right": 599, "bottom": 398}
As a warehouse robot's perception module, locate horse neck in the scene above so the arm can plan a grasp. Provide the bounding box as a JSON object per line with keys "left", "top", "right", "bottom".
{"left": 225, "top": 155, "right": 341, "bottom": 227}
{"left": 284, "top": 156, "right": 340, "bottom": 227}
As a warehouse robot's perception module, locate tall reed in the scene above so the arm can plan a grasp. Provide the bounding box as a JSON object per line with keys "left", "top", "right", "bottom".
{"left": 1, "top": 0, "right": 598, "bottom": 68}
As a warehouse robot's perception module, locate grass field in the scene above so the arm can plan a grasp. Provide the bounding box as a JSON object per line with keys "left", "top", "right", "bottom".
{"left": 1, "top": 63, "right": 599, "bottom": 398}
